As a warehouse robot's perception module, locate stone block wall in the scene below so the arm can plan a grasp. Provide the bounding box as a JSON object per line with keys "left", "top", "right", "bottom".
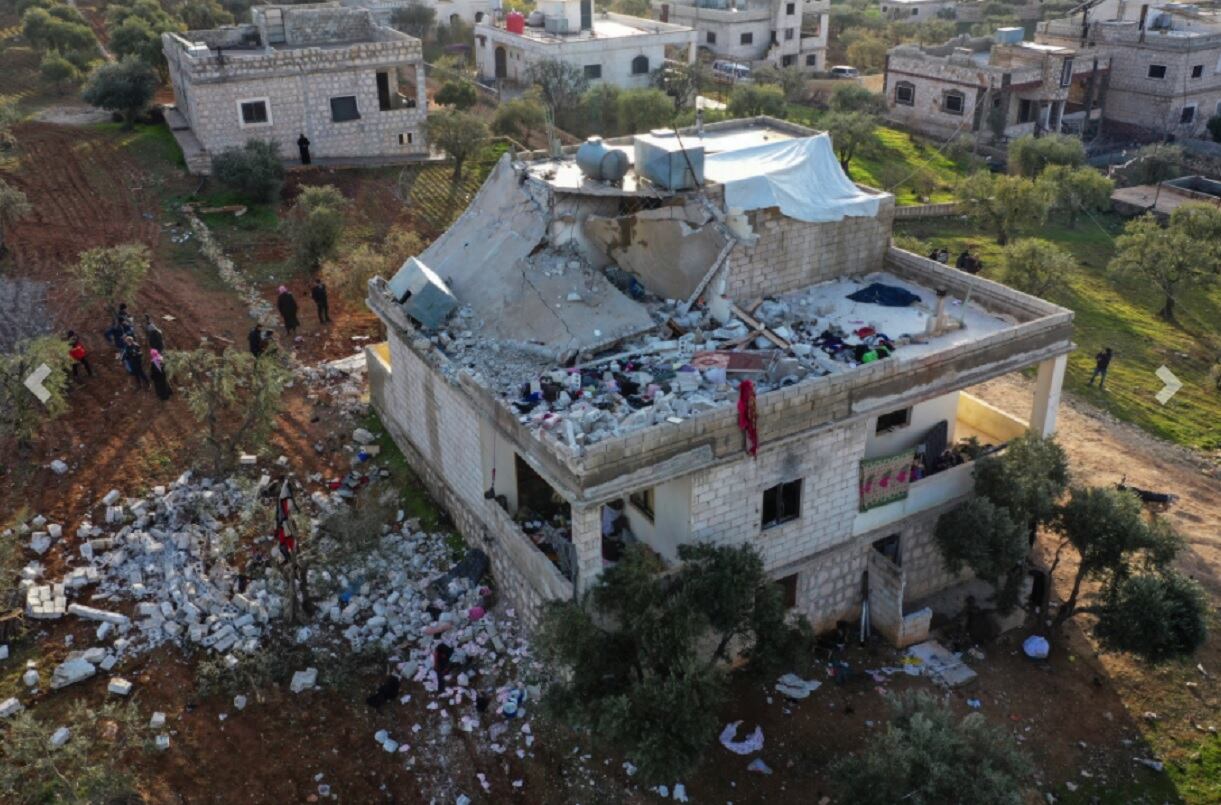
{"left": 722, "top": 201, "right": 895, "bottom": 300}
{"left": 277, "top": 6, "right": 376, "bottom": 45}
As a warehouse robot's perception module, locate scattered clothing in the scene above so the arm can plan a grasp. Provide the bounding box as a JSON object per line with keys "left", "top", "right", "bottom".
{"left": 1023, "top": 635, "right": 1050, "bottom": 660}
{"left": 847, "top": 282, "right": 921, "bottom": 307}
{"left": 719, "top": 721, "right": 764, "bottom": 755}
{"left": 859, "top": 450, "right": 915, "bottom": 511}
{"left": 737, "top": 379, "right": 758, "bottom": 457}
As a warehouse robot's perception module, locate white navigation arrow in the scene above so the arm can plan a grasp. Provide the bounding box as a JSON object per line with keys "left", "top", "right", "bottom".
{"left": 1155, "top": 365, "right": 1182, "bottom": 405}
{"left": 24, "top": 362, "right": 52, "bottom": 404}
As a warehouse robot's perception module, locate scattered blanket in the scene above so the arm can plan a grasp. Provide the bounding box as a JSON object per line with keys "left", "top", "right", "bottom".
{"left": 859, "top": 450, "right": 915, "bottom": 511}
{"left": 847, "top": 282, "right": 921, "bottom": 307}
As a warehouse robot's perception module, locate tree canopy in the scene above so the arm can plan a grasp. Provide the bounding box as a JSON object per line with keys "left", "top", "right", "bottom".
{"left": 1007, "top": 133, "right": 1085, "bottom": 178}
{"left": 1000, "top": 238, "right": 1076, "bottom": 299}
{"left": 823, "top": 111, "right": 877, "bottom": 171}
{"left": 435, "top": 80, "right": 477, "bottom": 111}
{"left": 212, "top": 140, "right": 284, "bottom": 203}
{"left": 0, "top": 336, "right": 72, "bottom": 448}
{"left": 727, "top": 83, "right": 786, "bottom": 118}
{"left": 1109, "top": 203, "right": 1221, "bottom": 321}
{"left": 492, "top": 93, "right": 546, "bottom": 147}
{"left": 288, "top": 184, "right": 348, "bottom": 270}
{"left": 538, "top": 543, "right": 810, "bottom": 782}
{"left": 957, "top": 172, "right": 1052, "bottom": 245}
{"left": 69, "top": 243, "right": 151, "bottom": 304}
{"left": 81, "top": 57, "right": 157, "bottom": 128}
{"left": 426, "top": 109, "right": 489, "bottom": 182}
{"left": 1038, "top": 164, "right": 1113, "bottom": 228}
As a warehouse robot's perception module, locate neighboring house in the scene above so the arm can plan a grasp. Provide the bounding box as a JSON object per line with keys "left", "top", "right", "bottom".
{"left": 883, "top": 29, "right": 1109, "bottom": 142}
{"left": 364, "top": 115, "right": 1073, "bottom": 646}
{"left": 665, "top": 0, "right": 830, "bottom": 71}
{"left": 342, "top": 0, "right": 496, "bottom": 28}
{"left": 474, "top": 1, "right": 697, "bottom": 89}
{"left": 880, "top": 0, "right": 956, "bottom": 23}
{"left": 162, "top": 3, "right": 427, "bottom": 175}
{"left": 1036, "top": 0, "right": 1221, "bottom": 139}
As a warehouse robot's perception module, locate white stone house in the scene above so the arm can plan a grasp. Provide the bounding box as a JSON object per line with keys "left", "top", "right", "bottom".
{"left": 474, "top": 1, "right": 697, "bottom": 89}
{"left": 162, "top": 3, "right": 428, "bottom": 174}
{"left": 879, "top": 0, "right": 956, "bottom": 23}
{"left": 883, "top": 31, "right": 1109, "bottom": 142}
{"left": 1036, "top": 0, "right": 1221, "bottom": 139}
{"left": 664, "top": 0, "right": 830, "bottom": 71}
{"left": 364, "top": 116, "right": 1073, "bottom": 646}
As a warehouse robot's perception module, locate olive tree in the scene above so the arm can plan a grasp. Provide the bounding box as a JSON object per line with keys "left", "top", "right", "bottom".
{"left": 69, "top": 243, "right": 151, "bottom": 304}
{"left": 0, "top": 336, "right": 71, "bottom": 449}
{"left": 81, "top": 57, "right": 157, "bottom": 129}
{"left": 957, "top": 172, "right": 1053, "bottom": 245}
{"left": 1039, "top": 165, "right": 1113, "bottom": 228}
{"left": 287, "top": 184, "right": 348, "bottom": 270}
{"left": 1000, "top": 238, "right": 1076, "bottom": 299}
{"left": 212, "top": 140, "right": 284, "bottom": 203}
{"left": 1109, "top": 203, "right": 1221, "bottom": 322}
{"left": 1007, "top": 133, "right": 1084, "bottom": 177}
{"left": 426, "top": 109, "right": 489, "bottom": 183}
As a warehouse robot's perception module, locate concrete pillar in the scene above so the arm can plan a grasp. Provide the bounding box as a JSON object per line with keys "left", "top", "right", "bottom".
{"left": 1029, "top": 354, "right": 1067, "bottom": 438}
{"left": 416, "top": 63, "right": 427, "bottom": 111}
{"left": 687, "top": 40, "right": 697, "bottom": 64}
{"left": 571, "top": 504, "right": 603, "bottom": 596}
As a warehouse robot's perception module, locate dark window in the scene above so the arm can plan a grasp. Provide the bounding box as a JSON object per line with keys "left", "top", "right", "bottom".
{"left": 630, "top": 488, "right": 654, "bottom": 521}
{"left": 1148, "top": 64, "right": 1167, "bottom": 79}
{"left": 240, "top": 100, "right": 268, "bottom": 125}
{"left": 740, "top": 32, "right": 753, "bottom": 45}
{"left": 875, "top": 407, "right": 911, "bottom": 433}
{"left": 776, "top": 573, "right": 798, "bottom": 608}
{"left": 781, "top": 54, "right": 796, "bottom": 66}
{"left": 943, "top": 90, "right": 965, "bottom": 115}
{"left": 786, "top": 2, "right": 795, "bottom": 13}
{"left": 707, "top": 31, "right": 716, "bottom": 44}
{"left": 784, "top": 27, "right": 794, "bottom": 41}
{"left": 1017, "top": 98, "right": 1036, "bottom": 123}
{"left": 631, "top": 55, "right": 649, "bottom": 75}
{"left": 911, "top": 7, "right": 918, "bottom": 15}
{"left": 761, "top": 479, "right": 802, "bottom": 529}
{"left": 398, "top": 132, "right": 414, "bottom": 145}
{"left": 583, "top": 64, "right": 602, "bottom": 79}
{"left": 475, "top": 11, "right": 484, "bottom": 22}
{"left": 330, "top": 96, "right": 360, "bottom": 122}
{"left": 873, "top": 534, "right": 901, "bottom": 566}
{"left": 1191, "top": 64, "right": 1203, "bottom": 78}
{"left": 894, "top": 81, "right": 914, "bottom": 106}
{"left": 376, "top": 71, "right": 392, "bottom": 111}
{"left": 806, "top": 53, "right": 817, "bottom": 67}
{"left": 1180, "top": 105, "right": 1196, "bottom": 124}
{"left": 1059, "top": 57, "right": 1073, "bottom": 87}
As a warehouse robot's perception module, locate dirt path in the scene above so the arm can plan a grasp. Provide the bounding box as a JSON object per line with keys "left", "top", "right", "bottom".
{"left": 972, "top": 373, "right": 1221, "bottom": 596}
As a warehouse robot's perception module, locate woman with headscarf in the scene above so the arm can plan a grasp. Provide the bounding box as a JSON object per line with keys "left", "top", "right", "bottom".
{"left": 277, "top": 285, "right": 300, "bottom": 336}
{"left": 122, "top": 335, "right": 150, "bottom": 391}
{"left": 149, "top": 348, "right": 172, "bottom": 401}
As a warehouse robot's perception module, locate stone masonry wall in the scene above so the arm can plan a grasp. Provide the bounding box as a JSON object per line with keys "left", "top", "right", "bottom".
{"left": 376, "top": 332, "right": 573, "bottom": 625}
{"left": 722, "top": 201, "right": 896, "bottom": 300}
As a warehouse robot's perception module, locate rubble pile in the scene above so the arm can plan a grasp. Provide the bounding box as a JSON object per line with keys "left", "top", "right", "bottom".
{"left": 434, "top": 272, "right": 996, "bottom": 449}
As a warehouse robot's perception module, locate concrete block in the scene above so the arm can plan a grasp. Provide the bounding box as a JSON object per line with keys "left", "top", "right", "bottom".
{"left": 49, "top": 726, "right": 71, "bottom": 748}
{"left": 102, "top": 489, "right": 121, "bottom": 506}
{"left": 150, "top": 711, "right": 166, "bottom": 729}
{"left": 155, "top": 734, "right": 171, "bottom": 751}
{"left": 107, "top": 677, "right": 133, "bottom": 696}
{"left": 0, "top": 697, "right": 22, "bottom": 718}
{"left": 290, "top": 667, "right": 317, "bottom": 693}
{"left": 68, "top": 604, "right": 131, "bottom": 626}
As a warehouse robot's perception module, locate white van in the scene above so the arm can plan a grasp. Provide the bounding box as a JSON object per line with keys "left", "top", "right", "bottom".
{"left": 712, "top": 60, "right": 752, "bottom": 83}
{"left": 829, "top": 65, "right": 860, "bottom": 79}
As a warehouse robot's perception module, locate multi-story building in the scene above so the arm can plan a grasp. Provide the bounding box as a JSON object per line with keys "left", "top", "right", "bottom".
{"left": 474, "top": 1, "right": 696, "bottom": 89}
{"left": 664, "top": 0, "right": 829, "bottom": 71}
{"left": 364, "top": 116, "right": 1073, "bottom": 645}
{"left": 880, "top": 0, "right": 956, "bottom": 23}
{"left": 883, "top": 29, "right": 1109, "bottom": 142}
{"left": 1036, "top": 0, "right": 1221, "bottom": 139}
{"left": 162, "top": 3, "right": 427, "bottom": 174}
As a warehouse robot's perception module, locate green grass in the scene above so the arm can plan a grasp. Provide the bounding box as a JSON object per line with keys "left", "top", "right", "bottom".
{"left": 93, "top": 122, "right": 186, "bottom": 169}
{"left": 360, "top": 410, "right": 446, "bottom": 532}
{"left": 896, "top": 214, "right": 1221, "bottom": 450}
{"left": 848, "top": 126, "right": 974, "bottom": 205}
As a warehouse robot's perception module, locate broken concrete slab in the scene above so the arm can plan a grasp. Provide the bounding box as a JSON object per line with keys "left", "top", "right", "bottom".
{"left": 107, "top": 677, "right": 133, "bottom": 696}
{"left": 50, "top": 657, "right": 96, "bottom": 690}
{"left": 0, "top": 697, "right": 22, "bottom": 718}
{"left": 290, "top": 668, "right": 318, "bottom": 693}
{"left": 49, "top": 726, "right": 70, "bottom": 748}
{"left": 68, "top": 604, "right": 131, "bottom": 626}
{"left": 585, "top": 207, "right": 729, "bottom": 300}
{"left": 906, "top": 640, "right": 977, "bottom": 688}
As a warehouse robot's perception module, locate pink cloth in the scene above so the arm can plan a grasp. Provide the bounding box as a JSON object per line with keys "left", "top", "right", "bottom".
{"left": 149, "top": 348, "right": 163, "bottom": 369}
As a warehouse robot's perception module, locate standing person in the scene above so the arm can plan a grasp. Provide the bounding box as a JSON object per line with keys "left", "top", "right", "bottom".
{"left": 107, "top": 303, "right": 132, "bottom": 348}
{"left": 955, "top": 250, "right": 970, "bottom": 270}
{"left": 67, "top": 331, "right": 92, "bottom": 379}
{"left": 277, "top": 285, "right": 300, "bottom": 336}
{"left": 937, "top": 248, "right": 950, "bottom": 264}
{"left": 1087, "top": 347, "right": 1114, "bottom": 389}
{"left": 310, "top": 277, "right": 330, "bottom": 324}
{"left": 297, "top": 133, "right": 312, "bottom": 166}
{"left": 143, "top": 315, "right": 165, "bottom": 352}
{"left": 148, "top": 348, "right": 172, "bottom": 401}
{"left": 122, "top": 335, "right": 150, "bottom": 391}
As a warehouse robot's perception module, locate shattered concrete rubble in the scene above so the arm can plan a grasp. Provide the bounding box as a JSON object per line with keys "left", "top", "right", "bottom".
{"left": 434, "top": 270, "right": 1011, "bottom": 449}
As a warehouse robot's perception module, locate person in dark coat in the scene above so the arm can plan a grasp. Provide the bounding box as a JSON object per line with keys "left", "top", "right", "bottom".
{"left": 149, "top": 348, "right": 172, "bottom": 401}
{"left": 143, "top": 315, "right": 165, "bottom": 352}
{"left": 122, "top": 335, "right": 150, "bottom": 391}
{"left": 249, "top": 324, "right": 266, "bottom": 357}
{"left": 1087, "top": 347, "right": 1114, "bottom": 389}
{"left": 310, "top": 277, "right": 330, "bottom": 324}
{"left": 277, "top": 285, "right": 300, "bottom": 335}
{"left": 297, "top": 133, "right": 311, "bottom": 165}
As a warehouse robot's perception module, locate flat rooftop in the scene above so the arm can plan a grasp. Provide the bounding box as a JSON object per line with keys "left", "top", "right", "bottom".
{"left": 484, "top": 15, "right": 690, "bottom": 44}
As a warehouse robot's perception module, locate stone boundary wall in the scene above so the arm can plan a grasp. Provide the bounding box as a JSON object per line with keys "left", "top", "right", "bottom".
{"left": 893, "top": 201, "right": 960, "bottom": 218}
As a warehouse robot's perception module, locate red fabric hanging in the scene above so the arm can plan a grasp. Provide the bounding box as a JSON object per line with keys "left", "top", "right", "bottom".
{"left": 274, "top": 478, "right": 297, "bottom": 552}
{"left": 737, "top": 379, "right": 758, "bottom": 457}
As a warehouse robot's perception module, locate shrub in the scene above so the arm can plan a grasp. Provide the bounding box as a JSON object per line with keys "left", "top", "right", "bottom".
{"left": 435, "top": 80, "right": 477, "bottom": 110}
{"left": 211, "top": 139, "right": 285, "bottom": 203}
{"left": 287, "top": 184, "right": 348, "bottom": 270}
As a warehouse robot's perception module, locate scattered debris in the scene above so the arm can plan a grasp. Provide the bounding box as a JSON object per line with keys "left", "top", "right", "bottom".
{"left": 1133, "top": 757, "right": 1164, "bottom": 772}
{"left": 0, "top": 697, "right": 23, "bottom": 718}
{"left": 775, "top": 672, "right": 821, "bottom": 700}
{"left": 290, "top": 668, "right": 318, "bottom": 694}
{"left": 747, "top": 758, "right": 773, "bottom": 775}
{"left": 720, "top": 721, "right": 765, "bottom": 755}
{"left": 1023, "top": 635, "right": 1050, "bottom": 660}
{"left": 49, "top": 726, "right": 71, "bottom": 748}
{"left": 906, "top": 640, "right": 977, "bottom": 687}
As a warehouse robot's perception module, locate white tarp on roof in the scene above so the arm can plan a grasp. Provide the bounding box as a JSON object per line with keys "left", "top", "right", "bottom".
{"left": 703, "top": 134, "right": 882, "bottom": 223}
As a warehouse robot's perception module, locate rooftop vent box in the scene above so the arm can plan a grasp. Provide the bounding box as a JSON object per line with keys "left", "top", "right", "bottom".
{"left": 387, "top": 256, "right": 457, "bottom": 329}
{"left": 994, "top": 26, "right": 1024, "bottom": 44}
{"left": 633, "top": 131, "right": 704, "bottom": 191}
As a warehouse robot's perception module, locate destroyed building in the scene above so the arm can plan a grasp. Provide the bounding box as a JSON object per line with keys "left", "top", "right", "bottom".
{"left": 664, "top": 0, "right": 830, "bottom": 72}
{"left": 883, "top": 28, "right": 1110, "bottom": 142}
{"left": 162, "top": 3, "right": 427, "bottom": 174}
{"left": 365, "top": 116, "right": 1073, "bottom": 647}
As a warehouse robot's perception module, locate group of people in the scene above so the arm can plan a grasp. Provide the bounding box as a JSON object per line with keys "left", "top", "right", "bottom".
{"left": 86, "top": 303, "right": 172, "bottom": 400}
{"left": 274, "top": 278, "right": 330, "bottom": 338}
{"left": 927, "top": 247, "right": 983, "bottom": 275}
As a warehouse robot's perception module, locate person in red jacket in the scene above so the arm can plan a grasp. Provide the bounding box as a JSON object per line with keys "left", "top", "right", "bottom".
{"left": 66, "top": 331, "right": 92, "bottom": 379}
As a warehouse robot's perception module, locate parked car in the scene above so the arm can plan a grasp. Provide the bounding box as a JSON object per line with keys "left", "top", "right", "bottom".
{"left": 712, "top": 60, "right": 752, "bottom": 84}
{"left": 829, "top": 65, "right": 860, "bottom": 79}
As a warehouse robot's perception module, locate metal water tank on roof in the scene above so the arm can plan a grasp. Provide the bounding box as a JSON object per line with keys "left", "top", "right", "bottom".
{"left": 576, "top": 137, "right": 629, "bottom": 182}
{"left": 633, "top": 131, "right": 704, "bottom": 191}
{"left": 994, "top": 26, "right": 1024, "bottom": 45}
{"left": 506, "top": 11, "right": 525, "bottom": 33}
{"left": 387, "top": 256, "right": 457, "bottom": 330}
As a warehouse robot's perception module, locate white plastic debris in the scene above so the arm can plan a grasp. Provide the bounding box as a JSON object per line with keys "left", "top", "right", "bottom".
{"left": 50, "top": 459, "right": 69, "bottom": 475}
{"left": 720, "top": 721, "right": 764, "bottom": 755}
{"left": 775, "top": 672, "right": 821, "bottom": 699}
{"left": 290, "top": 668, "right": 318, "bottom": 693}
{"left": 233, "top": 695, "right": 247, "bottom": 710}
